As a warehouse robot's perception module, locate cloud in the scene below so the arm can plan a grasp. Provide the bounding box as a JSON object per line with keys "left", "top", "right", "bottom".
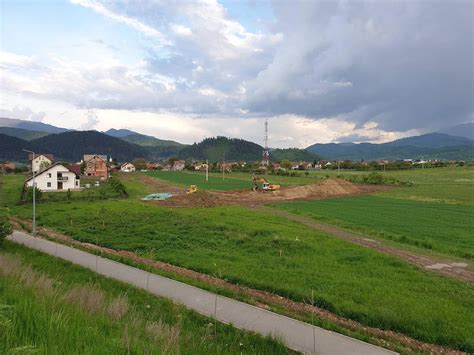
{"left": 244, "top": 1, "right": 473, "bottom": 131}
{"left": 0, "top": 106, "right": 46, "bottom": 122}
{"left": 70, "top": 0, "right": 170, "bottom": 44}
{"left": 1, "top": 0, "right": 472, "bottom": 146}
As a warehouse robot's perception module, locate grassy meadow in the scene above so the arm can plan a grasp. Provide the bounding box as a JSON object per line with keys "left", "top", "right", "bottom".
{"left": 2, "top": 167, "right": 473, "bottom": 351}
{"left": 0, "top": 242, "right": 290, "bottom": 354}
{"left": 273, "top": 167, "right": 474, "bottom": 259}
{"left": 7, "top": 198, "right": 474, "bottom": 351}
{"left": 273, "top": 195, "right": 474, "bottom": 259}
{"left": 145, "top": 171, "right": 251, "bottom": 190}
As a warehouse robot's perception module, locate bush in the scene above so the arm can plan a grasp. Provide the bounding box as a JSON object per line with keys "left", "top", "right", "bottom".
{"left": 0, "top": 208, "right": 12, "bottom": 246}
{"left": 25, "top": 186, "right": 43, "bottom": 202}
{"left": 108, "top": 178, "right": 128, "bottom": 197}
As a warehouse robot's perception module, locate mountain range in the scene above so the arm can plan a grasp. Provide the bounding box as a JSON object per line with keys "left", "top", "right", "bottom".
{"left": 0, "top": 117, "right": 472, "bottom": 162}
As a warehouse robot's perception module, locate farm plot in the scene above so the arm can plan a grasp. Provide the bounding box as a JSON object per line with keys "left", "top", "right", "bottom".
{"left": 272, "top": 195, "right": 474, "bottom": 259}
{"left": 0, "top": 242, "right": 291, "bottom": 354}
{"left": 307, "top": 166, "right": 474, "bottom": 204}
{"left": 146, "top": 171, "right": 250, "bottom": 190}
{"left": 10, "top": 200, "right": 474, "bottom": 352}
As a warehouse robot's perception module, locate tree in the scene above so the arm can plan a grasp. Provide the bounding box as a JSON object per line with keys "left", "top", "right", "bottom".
{"left": 0, "top": 208, "right": 12, "bottom": 246}
{"left": 280, "top": 159, "right": 292, "bottom": 170}
{"left": 132, "top": 158, "right": 147, "bottom": 170}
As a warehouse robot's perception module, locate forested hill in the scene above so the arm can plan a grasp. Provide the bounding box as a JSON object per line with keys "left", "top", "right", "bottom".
{"left": 30, "top": 131, "right": 149, "bottom": 162}
{"left": 178, "top": 137, "right": 263, "bottom": 162}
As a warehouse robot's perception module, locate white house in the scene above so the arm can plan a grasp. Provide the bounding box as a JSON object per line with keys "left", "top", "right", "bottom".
{"left": 25, "top": 162, "right": 80, "bottom": 191}
{"left": 121, "top": 162, "right": 136, "bottom": 172}
{"left": 172, "top": 160, "right": 185, "bottom": 171}
{"left": 30, "top": 154, "right": 54, "bottom": 173}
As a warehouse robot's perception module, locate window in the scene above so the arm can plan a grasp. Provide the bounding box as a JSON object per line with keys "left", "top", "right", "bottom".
{"left": 47, "top": 173, "right": 51, "bottom": 178}
{"left": 47, "top": 182, "right": 51, "bottom": 187}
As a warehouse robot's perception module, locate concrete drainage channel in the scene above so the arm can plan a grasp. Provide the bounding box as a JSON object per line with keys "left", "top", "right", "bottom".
{"left": 8, "top": 231, "right": 397, "bottom": 355}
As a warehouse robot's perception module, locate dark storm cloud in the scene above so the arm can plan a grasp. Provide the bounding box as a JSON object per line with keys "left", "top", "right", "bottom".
{"left": 244, "top": 0, "right": 473, "bottom": 131}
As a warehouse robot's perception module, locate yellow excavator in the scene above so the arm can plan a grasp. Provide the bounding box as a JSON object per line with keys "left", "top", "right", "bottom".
{"left": 252, "top": 176, "right": 281, "bottom": 191}
{"left": 186, "top": 185, "right": 198, "bottom": 194}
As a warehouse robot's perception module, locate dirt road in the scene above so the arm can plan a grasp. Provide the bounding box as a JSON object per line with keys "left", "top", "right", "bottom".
{"left": 257, "top": 206, "right": 473, "bottom": 282}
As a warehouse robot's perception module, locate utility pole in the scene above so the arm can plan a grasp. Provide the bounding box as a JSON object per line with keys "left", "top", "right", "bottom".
{"left": 23, "top": 149, "right": 36, "bottom": 237}
{"left": 262, "top": 118, "right": 270, "bottom": 166}
{"left": 222, "top": 152, "right": 225, "bottom": 181}
{"left": 206, "top": 159, "right": 209, "bottom": 182}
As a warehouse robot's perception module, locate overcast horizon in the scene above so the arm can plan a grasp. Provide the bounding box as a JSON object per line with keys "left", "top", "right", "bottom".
{"left": 1, "top": 0, "right": 473, "bottom": 148}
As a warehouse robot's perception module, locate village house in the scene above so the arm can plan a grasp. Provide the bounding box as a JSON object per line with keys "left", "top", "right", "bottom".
{"left": 0, "top": 162, "right": 16, "bottom": 172}
{"left": 172, "top": 160, "right": 185, "bottom": 171}
{"left": 83, "top": 154, "right": 108, "bottom": 179}
{"left": 220, "top": 162, "right": 234, "bottom": 172}
{"left": 25, "top": 162, "right": 80, "bottom": 191}
{"left": 120, "top": 162, "right": 136, "bottom": 172}
{"left": 29, "top": 154, "right": 54, "bottom": 173}
{"left": 146, "top": 163, "right": 162, "bottom": 171}
{"left": 193, "top": 162, "right": 208, "bottom": 171}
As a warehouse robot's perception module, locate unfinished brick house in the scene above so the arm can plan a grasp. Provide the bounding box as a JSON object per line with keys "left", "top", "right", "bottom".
{"left": 83, "top": 154, "right": 108, "bottom": 179}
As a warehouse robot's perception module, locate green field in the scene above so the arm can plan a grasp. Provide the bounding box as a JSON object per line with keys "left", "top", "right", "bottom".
{"left": 271, "top": 167, "right": 474, "bottom": 259}
{"left": 306, "top": 166, "right": 474, "bottom": 204}
{"left": 0, "top": 242, "right": 289, "bottom": 354}
{"left": 273, "top": 195, "right": 474, "bottom": 259}
{"left": 146, "top": 171, "right": 252, "bottom": 190}
{"left": 8, "top": 198, "right": 474, "bottom": 351}
{"left": 2, "top": 168, "right": 474, "bottom": 351}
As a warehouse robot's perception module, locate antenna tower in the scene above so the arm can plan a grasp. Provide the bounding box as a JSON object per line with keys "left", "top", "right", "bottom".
{"left": 262, "top": 118, "right": 270, "bottom": 166}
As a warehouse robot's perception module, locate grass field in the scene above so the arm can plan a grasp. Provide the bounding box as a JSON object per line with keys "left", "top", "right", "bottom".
{"left": 273, "top": 195, "right": 474, "bottom": 259}
{"left": 3, "top": 169, "right": 474, "bottom": 351}
{"left": 306, "top": 166, "right": 474, "bottom": 204}
{"left": 8, "top": 199, "right": 474, "bottom": 351}
{"left": 146, "top": 171, "right": 251, "bottom": 190}
{"left": 0, "top": 242, "right": 290, "bottom": 354}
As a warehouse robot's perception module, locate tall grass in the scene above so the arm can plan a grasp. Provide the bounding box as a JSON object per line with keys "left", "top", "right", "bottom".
{"left": 0, "top": 243, "right": 291, "bottom": 354}
{"left": 10, "top": 200, "right": 474, "bottom": 351}
{"left": 273, "top": 195, "right": 474, "bottom": 258}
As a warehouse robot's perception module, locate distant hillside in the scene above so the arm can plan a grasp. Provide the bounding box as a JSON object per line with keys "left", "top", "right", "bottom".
{"left": 178, "top": 137, "right": 263, "bottom": 162}
{"left": 0, "top": 134, "right": 41, "bottom": 161}
{"left": 307, "top": 133, "right": 473, "bottom": 160}
{"left": 30, "top": 131, "right": 149, "bottom": 162}
{"left": 104, "top": 128, "right": 186, "bottom": 158}
{"left": 0, "top": 127, "right": 51, "bottom": 141}
{"left": 271, "top": 148, "right": 319, "bottom": 162}
{"left": 440, "top": 123, "right": 474, "bottom": 140}
{"left": 104, "top": 128, "right": 139, "bottom": 138}
{"left": 0, "top": 117, "right": 69, "bottom": 133}
{"left": 388, "top": 133, "right": 472, "bottom": 148}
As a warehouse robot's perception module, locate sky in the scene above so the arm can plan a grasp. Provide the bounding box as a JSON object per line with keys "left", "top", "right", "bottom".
{"left": 0, "top": 0, "right": 472, "bottom": 148}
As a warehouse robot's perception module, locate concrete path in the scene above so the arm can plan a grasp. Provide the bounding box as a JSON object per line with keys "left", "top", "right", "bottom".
{"left": 8, "top": 231, "right": 396, "bottom": 355}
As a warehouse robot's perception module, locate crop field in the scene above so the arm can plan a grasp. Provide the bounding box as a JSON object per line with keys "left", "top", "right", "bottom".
{"left": 0, "top": 242, "right": 290, "bottom": 354}
{"left": 272, "top": 167, "right": 474, "bottom": 259}
{"left": 307, "top": 166, "right": 474, "bottom": 204}
{"left": 273, "top": 195, "right": 474, "bottom": 259}
{"left": 146, "top": 171, "right": 251, "bottom": 190}
{"left": 2, "top": 167, "right": 473, "bottom": 352}
{"left": 8, "top": 198, "right": 474, "bottom": 351}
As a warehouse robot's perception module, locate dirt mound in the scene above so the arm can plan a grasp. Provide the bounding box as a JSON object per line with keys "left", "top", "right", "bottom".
{"left": 152, "top": 190, "right": 221, "bottom": 208}
{"left": 143, "top": 177, "right": 387, "bottom": 208}
{"left": 274, "top": 178, "right": 362, "bottom": 199}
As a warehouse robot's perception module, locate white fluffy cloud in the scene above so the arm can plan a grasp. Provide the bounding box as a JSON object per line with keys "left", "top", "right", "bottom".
{"left": 0, "top": 0, "right": 472, "bottom": 146}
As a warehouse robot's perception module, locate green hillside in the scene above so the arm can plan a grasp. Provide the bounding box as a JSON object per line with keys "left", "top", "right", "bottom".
{"left": 0, "top": 127, "right": 50, "bottom": 141}
{"left": 178, "top": 136, "right": 263, "bottom": 162}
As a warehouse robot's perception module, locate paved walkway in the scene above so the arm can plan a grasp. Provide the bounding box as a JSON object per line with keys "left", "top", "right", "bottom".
{"left": 8, "top": 231, "right": 396, "bottom": 355}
